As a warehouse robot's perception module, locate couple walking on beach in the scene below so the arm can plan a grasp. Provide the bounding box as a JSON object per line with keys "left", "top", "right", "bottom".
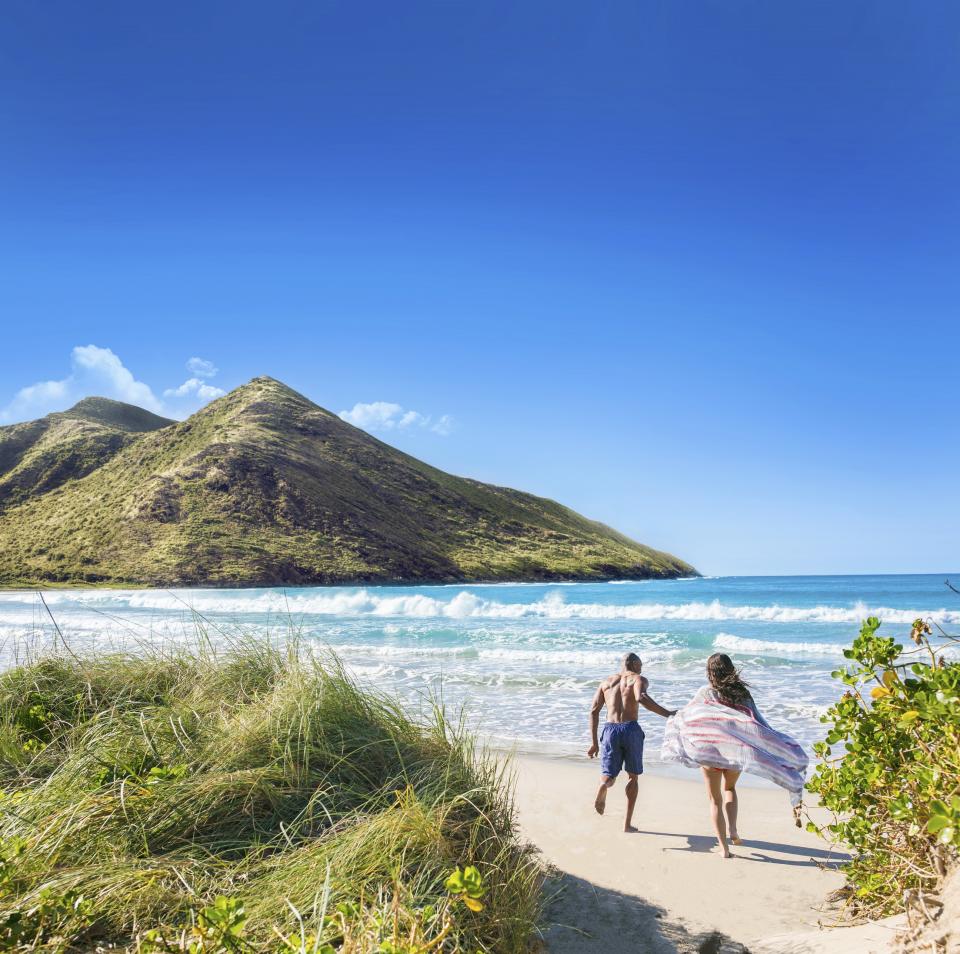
{"left": 588, "top": 651, "right": 807, "bottom": 857}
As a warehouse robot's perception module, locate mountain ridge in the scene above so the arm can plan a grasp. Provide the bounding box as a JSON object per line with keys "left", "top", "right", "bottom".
{"left": 0, "top": 398, "right": 174, "bottom": 512}
{"left": 0, "top": 377, "right": 697, "bottom": 586}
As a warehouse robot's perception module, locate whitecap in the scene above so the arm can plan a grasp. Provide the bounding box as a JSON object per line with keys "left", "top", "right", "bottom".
{"left": 712, "top": 633, "right": 849, "bottom": 657}
{"left": 8, "top": 588, "right": 960, "bottom": 626}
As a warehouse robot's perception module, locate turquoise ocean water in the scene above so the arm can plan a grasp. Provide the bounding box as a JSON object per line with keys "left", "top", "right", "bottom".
{"left": 1, "top": 574, "right": 957, "bottom": 767}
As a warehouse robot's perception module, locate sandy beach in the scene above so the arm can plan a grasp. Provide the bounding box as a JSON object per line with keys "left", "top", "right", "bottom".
{"left": 512, "top": 755, "right": 906, "bottom": 953}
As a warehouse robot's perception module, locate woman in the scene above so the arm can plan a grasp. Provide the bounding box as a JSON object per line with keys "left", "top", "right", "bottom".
{"left": 662, "top": 652, "right": 807, "bottom": 858}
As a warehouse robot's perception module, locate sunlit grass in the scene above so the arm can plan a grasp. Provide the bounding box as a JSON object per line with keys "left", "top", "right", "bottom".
{"left": 0, "top": 636, "right": 542, "bottom": 951}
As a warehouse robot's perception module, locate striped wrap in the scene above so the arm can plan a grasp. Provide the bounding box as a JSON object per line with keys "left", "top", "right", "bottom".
{"left": 661, "top": 685, "right": 808, "bottom": 805}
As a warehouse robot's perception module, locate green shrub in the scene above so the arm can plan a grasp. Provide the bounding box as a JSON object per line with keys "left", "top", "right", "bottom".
{"left": 807, "top": 615, "right": 960, "bottom": 917}
{"left": 0, "top": 640, "right": 542, "bottom": 951}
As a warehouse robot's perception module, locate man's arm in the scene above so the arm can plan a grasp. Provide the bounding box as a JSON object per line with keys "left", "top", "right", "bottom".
{"left": 636, "top": 676, "right": 676, "bottom": 719}
{"left": 587, "top": 684, "right": 605, "bottom": 757}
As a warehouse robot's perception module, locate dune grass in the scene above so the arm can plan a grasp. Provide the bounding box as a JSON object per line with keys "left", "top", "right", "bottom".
{"left": 0, "top": 637, "right": 543, "bottom": 951}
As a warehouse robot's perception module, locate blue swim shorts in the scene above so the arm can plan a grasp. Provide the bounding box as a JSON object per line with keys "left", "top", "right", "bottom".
{"left": 600, "top": 720, "right": 645, "bottom": 777}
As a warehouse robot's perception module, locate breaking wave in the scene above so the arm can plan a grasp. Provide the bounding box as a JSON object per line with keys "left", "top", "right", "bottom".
{"left": 27, "top": 588, "right": 960, "bottom": 626}
{"left": 321, "top": 643, "right": 682, "bottom": 667}
{"left": 712, "top": 633, "right": 849, "bottom": 657}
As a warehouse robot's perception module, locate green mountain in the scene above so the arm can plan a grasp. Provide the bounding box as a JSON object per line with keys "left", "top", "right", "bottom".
{"left": 0, "top": 377, "right": 696, "bottom": 586}
{"left": 0, "top": 398, "right": 173, "bottom": 512}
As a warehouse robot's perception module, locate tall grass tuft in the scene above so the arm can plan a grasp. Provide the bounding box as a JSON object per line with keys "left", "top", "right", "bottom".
{"left": 0, "top": 638, "right": 543, "bottom": 951}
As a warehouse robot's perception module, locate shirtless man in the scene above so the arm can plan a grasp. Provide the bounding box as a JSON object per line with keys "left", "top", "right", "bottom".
{"left": 587, "top": 652, "right": 676, "bottom": 832}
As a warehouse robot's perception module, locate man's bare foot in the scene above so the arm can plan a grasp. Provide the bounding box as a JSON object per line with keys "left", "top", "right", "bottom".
{"left": 624, "top": 824, "right": 638, "bottom": 833}
{"left": 731, "top": 835, "right": 743, "bottom": 845}
{"left": 594, "top": 785, "right": 607, "bottom": 815}
{"left": 721, "top": 850, "right": 733, "bottom": 858}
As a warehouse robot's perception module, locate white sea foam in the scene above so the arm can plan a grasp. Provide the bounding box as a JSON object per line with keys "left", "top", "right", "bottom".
{"left": 324, "top": 643, "right": 476, "bottom": 659}
{"left": 28, "top": 588, "right": 960, "bottom": 626}
{"left": 320, "top": 643, "right": 681, "bottom": 667}
{"left": 475, "top": 647, "right": 675, "bottom": 665}
{"left": 713, "top": 633, "right": 849, "bottom": 657}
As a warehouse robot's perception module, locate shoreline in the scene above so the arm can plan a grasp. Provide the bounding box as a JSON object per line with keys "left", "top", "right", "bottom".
{"left": 510, "top": 754, "right": 904, "bottom": 953}
{"left": 489, "top": 738, "right": 786, "bottom": 791}
{"left": 0, "top": 573, "right": 703, "bottom": 592}
{"left": 3, "top": 571, "right": 957, "bottom": 600}
{"left": 3, "top": 572, "right": 956, "bottom": 593}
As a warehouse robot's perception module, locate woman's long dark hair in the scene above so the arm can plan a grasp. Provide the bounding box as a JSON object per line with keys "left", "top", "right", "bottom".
{"left": 706, "top": 652, "right": 751, "bottom": 707}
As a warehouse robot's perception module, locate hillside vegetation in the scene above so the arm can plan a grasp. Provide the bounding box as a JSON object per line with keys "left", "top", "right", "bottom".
{"left": 0, "top": 377, "right": 695, "bottom": 586}
{"left": 0, "top": 640, "right": 541, "bottom": 951}
{"left": 0, "top": 398, "right": 172, "bottom": 512}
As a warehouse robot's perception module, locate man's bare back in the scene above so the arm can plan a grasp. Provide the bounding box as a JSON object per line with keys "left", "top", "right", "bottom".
{"left": 587, "top": 653, "right": 676, "bottom": 832}
{"left": 597, "top": 671, "right": 648, "bottom": 724}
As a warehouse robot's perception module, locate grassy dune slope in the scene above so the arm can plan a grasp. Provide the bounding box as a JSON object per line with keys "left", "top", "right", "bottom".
{"left": 0, "top": 641, "right": 542, "bottom": 951}
{"left": 0, "top": 377, "right": 696, "bottom": 586}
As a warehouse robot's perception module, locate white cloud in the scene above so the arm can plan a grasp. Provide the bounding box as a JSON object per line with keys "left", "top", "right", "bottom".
{"left": 339, "top": 402, "right": 407, "bottom": 430}
{"left": 1, "top": 345, "right": 165, "bottom": 422}
{"left": 339, "top": 401, "right": 454, "bottom": 436}
{"left": 72, "top": 345, "right": 163, "bottom": 410}
{"left": 399, "top": 409, "right": 426, "bottom": 428}
{"left": 163, "top": 356, "right": 226, "bottom": 405}
{"left": 163, "top": 378, "right": 226, "bottom": 400}
{"left": 186, "top": 357, "right": 218, "bottom": 379}
{"left": 1, "top": 347, "right": 228, "bottom": 424}
{"left": 431, "top": 414, "right": 454, "bottom": 436}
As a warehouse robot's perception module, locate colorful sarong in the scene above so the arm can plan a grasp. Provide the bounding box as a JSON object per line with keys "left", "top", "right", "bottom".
{"left": 661, "top": 686, "right": 808, "bottom": 805}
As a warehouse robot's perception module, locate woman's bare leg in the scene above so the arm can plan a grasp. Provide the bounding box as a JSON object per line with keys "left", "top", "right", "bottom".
{"left": 722, "top": 769, "right": 741, "bottom": 844}
{"left": 701, "top": 767, "right": 731, "bottom": 857}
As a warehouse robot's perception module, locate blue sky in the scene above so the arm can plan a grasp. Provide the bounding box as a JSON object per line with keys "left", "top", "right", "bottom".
{"left": 1, "top": 1, "right": 957, "bottom": 576}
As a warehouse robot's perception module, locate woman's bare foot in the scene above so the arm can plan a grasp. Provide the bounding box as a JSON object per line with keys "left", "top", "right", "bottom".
{"left": 721, "top": 849, "right": 733, "bottom": 858}
{"left": 730, "top": 835, "right": 743, "bottom": 845}
{"left": 594, "top": 785, "right": 608, "bottom": 815}
{"left": 624, "top": 824, "right": 638, "bottom": 833}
